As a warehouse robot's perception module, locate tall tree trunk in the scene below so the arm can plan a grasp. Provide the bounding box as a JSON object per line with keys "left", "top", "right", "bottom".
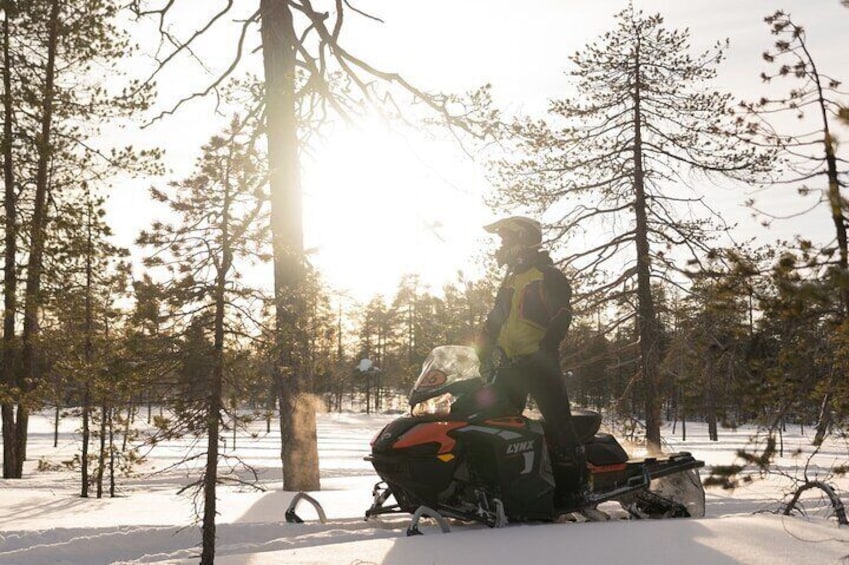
{"left": 80, "top": 386, "right": 90, "bottom": 498}
{"left": 108, "top": 412, "right": 115, "bottom": 497}
{"left": 201, "top": 340, "right": 223, "bottom": 565}
{"left": 201, "top": 338, "right": 223, "bottom": 565}
{"left": 53, "top": 404, "right": 59, "bottom": 448}
{"left": 1, "top": 1, "right": 20, "bottom": 479}
{"left": 201, "top": 157, "right": 234, "bottom": 565}
{"left": 817, "top": 79, "right": 849, "bottom": 317}
{"left": 808, "top": 42, "right": 845, "bottom": 446}
{"left": 260, "top": 0, "right": 320, "bottom": 492}
{"left": 705, "top": 345, "right": 719, "bottom": 442}
{"left": 81, "top": 199, "right": 95, "bottom": 496}
{"left": 96, "top": 404, "right": 107, "bottom": 499}
{"left": 631, "top": 34, "right": 663, "bottom": 453}
{"left": 18, "top": 0, "right": 61, "bottom": 477}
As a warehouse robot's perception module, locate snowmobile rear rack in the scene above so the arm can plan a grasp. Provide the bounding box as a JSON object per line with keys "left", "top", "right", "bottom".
{"left": 641, "top": 452, "right": 704, "bottom": 481}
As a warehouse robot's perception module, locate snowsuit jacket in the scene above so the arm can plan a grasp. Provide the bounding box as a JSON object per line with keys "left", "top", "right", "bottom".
{"left": 482, "top": 250, "right": 573, "bottom": 361}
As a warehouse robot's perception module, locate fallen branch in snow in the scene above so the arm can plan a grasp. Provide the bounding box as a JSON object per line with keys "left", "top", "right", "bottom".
{"left": 783, "top": 480, "right": 848, "bottom": 526}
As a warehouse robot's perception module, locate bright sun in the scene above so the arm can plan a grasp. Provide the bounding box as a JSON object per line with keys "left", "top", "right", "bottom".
{"left": 302, "top": 122, "right": 491, "bottom": 303}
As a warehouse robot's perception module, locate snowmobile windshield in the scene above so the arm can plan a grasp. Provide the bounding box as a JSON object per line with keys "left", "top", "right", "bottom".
{"left": 409, "top": 345, "right": 483, "bottom": 415}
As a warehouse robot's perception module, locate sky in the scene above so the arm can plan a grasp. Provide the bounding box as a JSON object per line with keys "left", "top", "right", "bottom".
{"left": 2, "top": 410, "right": 848, "bottom": 563}
{"left": 107, "top": 0, "right": 849, "bottom": 304}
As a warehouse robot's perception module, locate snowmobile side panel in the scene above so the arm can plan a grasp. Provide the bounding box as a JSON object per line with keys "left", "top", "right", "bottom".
{"left": 392, "top": 421, "right": 467, "bottom": 454}
{"left": 371, "top": 416, "right": 459, "bottom": 453}
{"left": 454, "top": 420, "right": 555, "bottom": 520}
{"left": 368, "top": 418, "right": 467, "bottom": 512}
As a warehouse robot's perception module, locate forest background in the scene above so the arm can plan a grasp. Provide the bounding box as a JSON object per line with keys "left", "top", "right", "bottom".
{"left": 1, "top": 1, "right": 849, "bottom": 563}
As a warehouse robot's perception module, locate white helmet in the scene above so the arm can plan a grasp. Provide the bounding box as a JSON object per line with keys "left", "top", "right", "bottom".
{"left": 484, "top": 216, "right": 542, "bottom": 267}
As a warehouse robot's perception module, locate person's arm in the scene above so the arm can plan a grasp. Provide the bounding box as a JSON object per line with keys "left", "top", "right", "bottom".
{"left": 477, "top": 285, "right": 511, "bottom": 376}
{"left": 540, "top": 268, "right": 572, "bottom": 353}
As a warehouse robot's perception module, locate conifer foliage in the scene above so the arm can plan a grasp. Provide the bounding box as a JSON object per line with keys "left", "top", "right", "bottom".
{"left": 138, "top": 113, "right": 268, "bottom": 565}
{"left": 740, "top": 11, "right": 849, "bottom": 445}
{"left": 1, "top": 0, "right": 159, "bottom": 479}
{"left": 130, "top": 0, "right": 495, "bottom": 492}
{"left": 492, "top": 4, "right": 771, "bottom": 451}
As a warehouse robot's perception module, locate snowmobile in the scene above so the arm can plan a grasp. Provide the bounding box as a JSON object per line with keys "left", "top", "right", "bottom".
{"left": 361, "top": 345, "right": 705, "bottom": 533}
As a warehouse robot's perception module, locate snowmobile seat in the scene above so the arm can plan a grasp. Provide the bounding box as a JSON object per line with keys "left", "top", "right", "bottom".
{"left": 571, "top": 409, "right": 602, "bottom": 443}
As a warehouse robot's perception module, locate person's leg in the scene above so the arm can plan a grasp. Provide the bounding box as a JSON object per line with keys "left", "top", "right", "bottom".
{"left": 491, "top": 363, "right": 529, "bottom": 414}
{"left": 522, "top": 352, "right": 580, "bottom": 453}
{"left": 522, "top": 353, "right": 589, "bottom": 502}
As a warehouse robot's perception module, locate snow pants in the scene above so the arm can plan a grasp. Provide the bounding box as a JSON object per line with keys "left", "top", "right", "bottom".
{"left": 493, "top": 350, "right": 582, "bottom": 460}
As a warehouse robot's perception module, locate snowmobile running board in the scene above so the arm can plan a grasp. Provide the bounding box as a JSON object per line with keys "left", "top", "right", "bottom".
{"left": 285, "top": 492, "right": 327, "bottom": 524}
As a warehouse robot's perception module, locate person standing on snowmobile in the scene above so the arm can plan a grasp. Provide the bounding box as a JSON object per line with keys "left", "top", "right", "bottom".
{"left": 477, "top": 216, "right": 589, "bottom": 502}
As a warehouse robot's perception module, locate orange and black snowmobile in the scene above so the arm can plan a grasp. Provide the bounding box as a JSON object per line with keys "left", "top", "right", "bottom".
{"left": 363, "top": 346, "right": 705, "bottom": 534}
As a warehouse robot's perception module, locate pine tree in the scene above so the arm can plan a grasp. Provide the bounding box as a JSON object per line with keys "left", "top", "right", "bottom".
{"left": 740, "top": 12, "right": 849, "bottom": 443}
{"left": 492, "top": 5, "right": 771, "bottom": 451}
{"left": 1, "top": 0, "right": 159, "bottom": 478}
{"left": 742, "top": 11, "right": 849, "bottom": 314}
{"left": 47, "top": 190, "right": 130, "bottom": 497}
{"left": 130, "top": 0, "right": 494, "bottom": 490}
{"left": 138, "top": 113, "right": 268, "bottom": 564}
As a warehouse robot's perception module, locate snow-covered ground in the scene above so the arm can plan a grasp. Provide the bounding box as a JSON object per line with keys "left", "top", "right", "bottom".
{"left": 1, "top": 409, "right": 847, "bottom": 564}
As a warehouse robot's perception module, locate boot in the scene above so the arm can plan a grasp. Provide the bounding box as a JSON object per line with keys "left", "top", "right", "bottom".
{"left": 552, "top": 445, "right": 591, "bottom": 509}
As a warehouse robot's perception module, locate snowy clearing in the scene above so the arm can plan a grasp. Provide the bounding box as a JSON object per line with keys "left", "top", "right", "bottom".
{"left": 1, "top": 410, "right": 848, "bottom": 564}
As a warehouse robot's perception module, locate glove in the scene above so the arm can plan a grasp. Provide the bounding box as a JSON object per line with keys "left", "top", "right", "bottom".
{"left": 475, "top": 334, "right": 493, "bottom": 362}
{"left": 480, "top": 363, "right": 495, "bottom": 383}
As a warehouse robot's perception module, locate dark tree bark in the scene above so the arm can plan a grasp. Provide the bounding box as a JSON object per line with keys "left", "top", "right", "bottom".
{"left": 260, "top": 0, "right": 320, "bottom": 492}
{"left": 81, "top": 199, "right": 95, "bottom": 497}
{"left": 630, "top": 36, "right": 662, "bottom": 451}
{"left": 81, "top": 384, "right": 91, "bottom": 497}
{"left": 17, "top": 0, "right": 61, "bottom": 478}
{"left": 198, "top": 153, "right": 235, "bottom": 565}
{"left": 705, "top": 345, "right": 719, "bottom": 442}
{"left": 1, "top": 1, "right": 20, "bottom": 479}
{"left": 96, "top": 404, "right": 107, "bottom": 498}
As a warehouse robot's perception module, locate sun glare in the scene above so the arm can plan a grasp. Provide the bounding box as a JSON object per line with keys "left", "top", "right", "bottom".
{"left": 302, "top": 123, "right": 490, "bottom": 303}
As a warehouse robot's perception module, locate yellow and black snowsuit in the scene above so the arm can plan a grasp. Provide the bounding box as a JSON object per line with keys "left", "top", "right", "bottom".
{"left": 483, "top": 250, "right": 573, "bottom": 361}
{"left": 481, "top": 250, "right": 582, "bottom": 466}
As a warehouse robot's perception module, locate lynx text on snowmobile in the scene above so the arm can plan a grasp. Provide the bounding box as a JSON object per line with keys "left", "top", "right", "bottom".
{"left": 363, "top": 345, "right": 705, "bottom": 532}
